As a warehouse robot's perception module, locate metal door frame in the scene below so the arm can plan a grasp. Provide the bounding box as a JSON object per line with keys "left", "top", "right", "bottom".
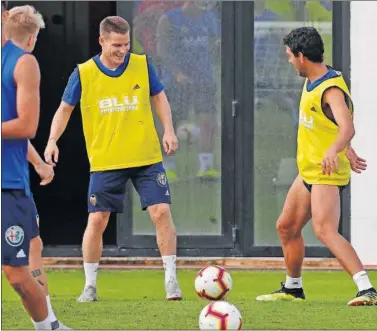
{"left": 240, "top": 0, "right": 351, "bottom": 257}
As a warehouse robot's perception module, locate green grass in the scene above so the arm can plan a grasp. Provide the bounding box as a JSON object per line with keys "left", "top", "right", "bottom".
{"left": 2, "top": 270, "right": 377, "bottom": 330}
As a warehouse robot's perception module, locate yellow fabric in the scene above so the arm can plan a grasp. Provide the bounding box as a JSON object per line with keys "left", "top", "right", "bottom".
{"left": 297, "top": 70, "right": 353, "bottom": 185}
{"left": 78, "top": 54, "right": 162, "bottom": 171}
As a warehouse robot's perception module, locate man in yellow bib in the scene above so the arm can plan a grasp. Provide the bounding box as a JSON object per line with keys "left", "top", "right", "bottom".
{"left": 256, "top": 27, "right": 376, "bottom": 306}
{"left": 44, "top": 16, "right": 182, "bottom": 302}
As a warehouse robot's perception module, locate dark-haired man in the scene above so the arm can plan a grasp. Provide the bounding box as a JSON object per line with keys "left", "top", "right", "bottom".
{"left": 256, "top": 27, "right": 376, "bottom": 306}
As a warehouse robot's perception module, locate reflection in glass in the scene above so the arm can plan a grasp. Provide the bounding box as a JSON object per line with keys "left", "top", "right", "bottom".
{"left": 131, "top": 0, "right": 222, "bottom": 235}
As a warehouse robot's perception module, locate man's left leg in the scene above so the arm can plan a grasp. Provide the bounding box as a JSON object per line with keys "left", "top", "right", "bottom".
{"left": 311, "top": 185, "right": 377, "bottom": 306}
{"left": 132, "top": 163, "right": 182, "bottom": 300}
{"left": 29, "top": 199, "right": 71, "bottom": 329}
{"left": 29, "top": 237, "right": 71, "bottom": 329}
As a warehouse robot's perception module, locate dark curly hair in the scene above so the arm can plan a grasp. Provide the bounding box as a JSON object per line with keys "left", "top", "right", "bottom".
{"left": 283, "top": 27, "right": 324, "bottom": 63}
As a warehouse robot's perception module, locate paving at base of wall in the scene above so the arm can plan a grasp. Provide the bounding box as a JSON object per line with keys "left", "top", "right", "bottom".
{"left": 42, "top": 257, "right": 377, "bottom": 271}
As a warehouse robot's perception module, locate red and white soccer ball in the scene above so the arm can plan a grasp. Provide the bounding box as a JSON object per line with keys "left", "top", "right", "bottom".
{"left": 199, "top": 301, "right": 242, "bottom": 330}
{"left": 195, "top": 265, "right": 233, "bottom": 301}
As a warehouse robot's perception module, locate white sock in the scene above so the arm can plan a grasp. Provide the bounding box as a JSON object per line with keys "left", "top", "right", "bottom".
{"left": 162, "top": 255, "right": 177, "bottom": 283}
{"left": 353, "top": 270, "right": 373, "bottom": 292}
{"left": 84, "top": 262, "right": 99, "bottom": 287}
{"left": 46, "top": 295, "right": 57, "bottom": 323}
{"left": 32, "top": 316, "right": 52, "bottom": 330}
{"left": 285, "top": 275, "right": 303, "bottom": 289}
{"left": 199, "top": 153, "right": 214, "bottom": 172}
{"left": 163, "top": 156, "right": 176, "bottom": 171}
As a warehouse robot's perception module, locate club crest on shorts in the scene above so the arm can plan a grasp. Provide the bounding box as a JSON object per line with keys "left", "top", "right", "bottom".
{"left": 36, "top": 214, "right": 40, "bottom": 227}
{"left": 156, "top": 172, "right": 167, "bottom": 187}
{"left": 5, "top": 226, "right": 25, "bottom": 247}
{"left": 90, "top": 194, "right": 97, "bottom": 206}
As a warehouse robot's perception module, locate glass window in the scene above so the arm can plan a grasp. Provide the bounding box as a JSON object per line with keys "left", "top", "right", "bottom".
{"left": 131, "top": 0, "right": 223, "bottom": 235}
{"left": 253, "top": 0, "right": 333, "bottom": 246}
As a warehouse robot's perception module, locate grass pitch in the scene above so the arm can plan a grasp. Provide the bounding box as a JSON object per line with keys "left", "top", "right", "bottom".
{"left": 2, "top": 269, "right": 377, "bottom": 330}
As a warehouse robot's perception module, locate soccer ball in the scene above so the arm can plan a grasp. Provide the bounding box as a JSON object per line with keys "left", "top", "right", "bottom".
{"left": 195, "top": 265, "right": 233, "bottom": 300}
{"left": 199, "top": 301, "right": 242, "bottom": 330}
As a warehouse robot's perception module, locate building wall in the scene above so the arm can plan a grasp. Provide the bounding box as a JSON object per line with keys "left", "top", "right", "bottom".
{"left": 350, "top": 1, "right": 377, "bottom": 265}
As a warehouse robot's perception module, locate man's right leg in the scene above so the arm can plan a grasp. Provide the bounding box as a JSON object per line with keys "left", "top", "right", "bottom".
{"left": 3, "top": 265, "right": 51, "bottom": 329}
{"left": 256, "top": 176, "right": 311, "bottom": 301}
{"left": 1, "top": 190, "right": 51, "bottom": 329}
{"left": 77, "top": 211, "right": 110, "bottom": 302}
{"left": 78, "top": 170, "right": 128, "bottom": 302}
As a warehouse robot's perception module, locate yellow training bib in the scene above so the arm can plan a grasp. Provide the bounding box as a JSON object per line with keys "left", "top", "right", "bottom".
{"left": 297, "top": 70, "right": 353, "bottom": 186}
{"left": 78, "top": 54, "right": 162, "bottom": 171}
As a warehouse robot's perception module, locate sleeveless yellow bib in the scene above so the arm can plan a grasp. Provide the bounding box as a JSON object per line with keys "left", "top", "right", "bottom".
{"left": 78, "top": 54, "right": 162, "bottom": 171}
{"left": 297, "top": 71, "right": 353, "bottom": 185}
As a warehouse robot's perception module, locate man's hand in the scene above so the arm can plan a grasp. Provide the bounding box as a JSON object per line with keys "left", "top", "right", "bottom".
{"left": 34, "top": 161, "right": 54, "bottom": 186}
{"left": 346, "top": 146, "right": 367, "bottom": 174}
{"left": 163, "top": 130, "right": 178, "bottom": 156}
{"left": 322, "top": 146, "right": 338, "bottom": 175}
{"left": 44, "top": 139, "right": 59, "bottom": 166}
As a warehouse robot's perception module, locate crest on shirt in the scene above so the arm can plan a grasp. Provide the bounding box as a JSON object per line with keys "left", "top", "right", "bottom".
{"left": 156, "top": 172, "right": 168, "bottom": 187}
{"left": 5, "top": 226, "right": 24, "bottom": 247}
{"left": 90, "top": 194, "right": 97, "bottom": 206}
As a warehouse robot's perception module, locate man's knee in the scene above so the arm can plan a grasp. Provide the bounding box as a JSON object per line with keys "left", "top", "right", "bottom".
{"left": 3, "top": 266, "right": 28, "bottom": 294}
{"left": 312, "top": 216, "right": 336, "bottom": 242}
{"left": 276, "top": 216, "right": 302, "bottom": 240}
{"left": 149, "top": 203, "right": 172, "bottom": 225}
{"left": 87, "top": 212, "right": 110, "bottom": 235}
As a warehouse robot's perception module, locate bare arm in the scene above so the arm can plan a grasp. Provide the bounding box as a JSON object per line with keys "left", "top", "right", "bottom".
{"left": 48, "top": 101, "right": 75, "bottom": 142}
{"left": 28, "top": 140, "right": 44, "bottom": 167}
{"left": 323, "top": 87, "right": 355, "bottom": 152}
{"left": 44, "top": 101, "right": 75, "bottom": 164}
{"left": 2, "top": 54, "right": 40, "bottom": 139}
{"left": 152, "top": 91, "right": 174, "bottom": 133}
{"left": 28, "top": 140, "right": 55, "bottom": 185}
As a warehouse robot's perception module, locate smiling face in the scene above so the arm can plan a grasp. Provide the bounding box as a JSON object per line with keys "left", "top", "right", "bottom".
{"left": 98, "top": 16, "right": 131, "bottom": 68}
{"left": 99, "top": 31, "right": 130, "bottom": 68}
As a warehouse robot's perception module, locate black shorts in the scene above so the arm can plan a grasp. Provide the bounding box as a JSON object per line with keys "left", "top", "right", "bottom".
{"left": 303, "top": 180, "right": 347, "bottom": 193}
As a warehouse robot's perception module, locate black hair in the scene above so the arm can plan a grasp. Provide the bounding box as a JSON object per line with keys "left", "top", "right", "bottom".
{"left": 283, "top": 27, "right": 324, "bottom": 63}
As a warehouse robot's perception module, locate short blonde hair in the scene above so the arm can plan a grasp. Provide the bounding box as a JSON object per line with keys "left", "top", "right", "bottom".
{"left": 100, "top": 16, "right": 130, "bottom": 36}
{"left": 5, "top": 5, "right": 45, "bottom": 42}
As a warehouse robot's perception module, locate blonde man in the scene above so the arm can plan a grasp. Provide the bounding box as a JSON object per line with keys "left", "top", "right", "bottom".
{"left": 2, "top": 4, "right": 70, "bottom": 329}
{"left": 2, "top": 5, "right": 50, "bottom": 330}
